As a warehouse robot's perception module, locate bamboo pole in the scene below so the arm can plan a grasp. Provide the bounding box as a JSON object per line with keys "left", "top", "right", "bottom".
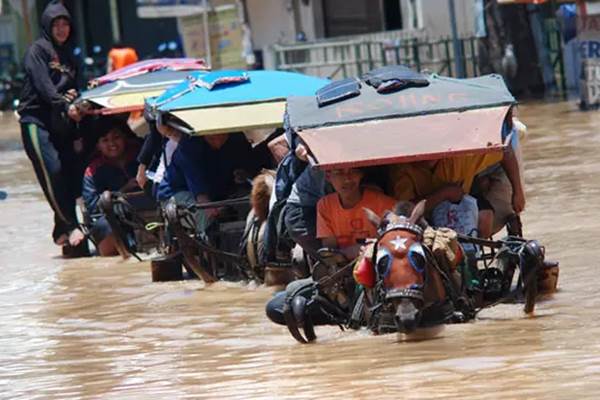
{"left": 21, "top": 0, "right": 32, "bottom": 45}
{"left": 203, "top": 0, "right": 212, "bottom": 67}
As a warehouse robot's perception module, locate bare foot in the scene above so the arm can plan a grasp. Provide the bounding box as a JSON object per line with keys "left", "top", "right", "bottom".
{"left": 68, "top": 228, "right": 85, "bottom": 247}
{"left": 54, "top": 234, "right": 68, "bottom": 246}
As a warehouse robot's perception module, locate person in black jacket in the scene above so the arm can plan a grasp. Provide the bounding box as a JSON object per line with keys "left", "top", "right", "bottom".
{"left": 19, "top": 1, "right": 85, "bottom": 248}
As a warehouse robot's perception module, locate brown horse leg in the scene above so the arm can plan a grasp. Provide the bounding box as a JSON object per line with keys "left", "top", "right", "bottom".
{"left": 97, "top": 235, "right": 119, "bottom": 256}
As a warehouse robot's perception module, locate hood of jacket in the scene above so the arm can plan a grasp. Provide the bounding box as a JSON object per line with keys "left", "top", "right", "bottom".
{"left": 40, "top": 0, "right": 72, "bottom": 45}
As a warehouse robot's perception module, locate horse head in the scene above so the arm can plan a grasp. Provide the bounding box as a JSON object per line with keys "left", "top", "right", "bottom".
{"left": 364, "top": 200, "right": 447, "bottom": 334}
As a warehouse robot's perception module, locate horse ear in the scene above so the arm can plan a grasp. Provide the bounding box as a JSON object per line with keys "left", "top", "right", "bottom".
{"left": 363, "top": 207, "right": 381, "bottom": 228}
{"left": 409, "top": 200, "right": 426, "bottom": 224}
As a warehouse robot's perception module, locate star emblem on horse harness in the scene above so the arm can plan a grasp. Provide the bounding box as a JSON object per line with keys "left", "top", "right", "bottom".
{"left": 390, "top": 236, "right": 408, "bottom": 251}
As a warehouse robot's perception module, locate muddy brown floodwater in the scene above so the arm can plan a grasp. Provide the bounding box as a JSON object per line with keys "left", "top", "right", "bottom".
{"left": 1, "top": 101, "right": 600, "bottom": 399}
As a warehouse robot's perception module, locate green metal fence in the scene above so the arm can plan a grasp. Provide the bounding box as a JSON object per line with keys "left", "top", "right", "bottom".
{"left": 271, "top": 36, "right": 480, "bottom": 80}
{"left": 543, "top": 18, "right": 567, "bottom": 94}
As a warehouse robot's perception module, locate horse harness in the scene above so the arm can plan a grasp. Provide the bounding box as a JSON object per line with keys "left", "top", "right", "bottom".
{"left": 367, "top": 221, "right": 469, "bottom": 332}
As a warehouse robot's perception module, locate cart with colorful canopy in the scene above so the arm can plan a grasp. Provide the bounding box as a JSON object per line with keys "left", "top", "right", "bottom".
{"left": 77, "top": 58, "right": 208, "bottom": 116}
{"left": 144, "top": 70, "right": 330, "bottom": 283}
{"left": 74, "top": 59, "right": 208, "bottom": 261}
{"left": 276, "top": 66, "right": 558, "bottom": 343}
{"left": 287, "top": 72, "right": 514, "bottom": 170}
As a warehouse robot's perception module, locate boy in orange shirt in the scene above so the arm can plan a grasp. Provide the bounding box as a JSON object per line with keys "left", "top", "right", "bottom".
{"left": 317, "top": 168, "right": 397, "bottom": 259}
{"left": 265, "top": 167, "right": 395, "bottom": 328}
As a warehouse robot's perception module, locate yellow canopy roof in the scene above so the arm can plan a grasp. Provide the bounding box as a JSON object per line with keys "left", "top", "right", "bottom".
{"left": 167, "top": 101, "right": 286, "bottom": 135}
{"left": 88, "top": 90, "right": 166, "bottom": 115}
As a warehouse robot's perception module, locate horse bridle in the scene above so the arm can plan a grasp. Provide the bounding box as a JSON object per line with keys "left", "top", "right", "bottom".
{"left": 377, "top": 220, "right": 424, "bottom": 239}
{"left": 372, "top": 221, "right": 427, "bottom": 303}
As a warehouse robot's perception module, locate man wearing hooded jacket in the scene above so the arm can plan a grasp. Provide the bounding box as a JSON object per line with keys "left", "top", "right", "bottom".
{"left": 19, "top": 0, "right": 86, "bottom": 248}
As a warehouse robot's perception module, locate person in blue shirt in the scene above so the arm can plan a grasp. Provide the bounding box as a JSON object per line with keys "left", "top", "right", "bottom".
{"left": 157, "top": 124, "right": 271, "bottom": 235}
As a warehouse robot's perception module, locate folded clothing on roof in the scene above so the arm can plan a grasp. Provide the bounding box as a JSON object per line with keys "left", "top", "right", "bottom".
{"left": 89, "top": 58, "right": 208, "bottom": 88}
{"left": 362, "top": 65, "right": 429, "bottom": 93}
{"left": 194, "top": 70, "right": 249, "bottom": 90}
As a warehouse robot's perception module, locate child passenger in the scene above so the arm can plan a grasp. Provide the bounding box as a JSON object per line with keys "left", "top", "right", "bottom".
{"left": 82, "top": 121, "right": 141, "bottom": 256}
{"left": 265, "top": 167, "right": 396, "bottom": 327}
{"left": 317, "top": 168, "right": 397, "bottom": 259}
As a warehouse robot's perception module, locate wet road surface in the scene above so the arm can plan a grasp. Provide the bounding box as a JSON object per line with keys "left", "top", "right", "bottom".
{"left": 1, "top": 102, "right": 599, "bottom": 399}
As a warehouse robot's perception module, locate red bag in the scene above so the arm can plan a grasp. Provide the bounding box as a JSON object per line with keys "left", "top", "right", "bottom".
{"left": 354, "top": 257, "right": 375, "bottom": 288}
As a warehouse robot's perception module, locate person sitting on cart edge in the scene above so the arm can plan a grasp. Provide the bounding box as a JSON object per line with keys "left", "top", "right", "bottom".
{"left": 282, "top": 144, "right": 330, "bottom": 260}
{"left": 82, "top": 120, "right": 143, "bottom": 256}
{"left": 156, "top": 123, "right": 271, "bottom": 233}
{"left": 317, "top": 168, "right": 397, "bottom": 260}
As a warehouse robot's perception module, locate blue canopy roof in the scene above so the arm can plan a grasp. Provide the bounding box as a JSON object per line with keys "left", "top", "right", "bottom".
{"left": 155, "top": 70, "right": 330, "bottom": 112}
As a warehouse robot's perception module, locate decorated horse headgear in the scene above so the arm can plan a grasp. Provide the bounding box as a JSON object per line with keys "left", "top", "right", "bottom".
{"left": 369, "top": 212, "right": 432, "bottom": 303}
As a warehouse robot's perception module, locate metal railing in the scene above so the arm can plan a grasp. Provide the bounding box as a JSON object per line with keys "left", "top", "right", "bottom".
{"left": 543, "top": 18, "right": 567, "bottom": 95}
{"left": 271, "top": 36, "right": 480, "bottom": 80}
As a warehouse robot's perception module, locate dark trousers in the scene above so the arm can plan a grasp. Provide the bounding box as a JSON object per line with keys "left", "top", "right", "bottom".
{"left": 283, "top": 203, "right": 320, "bottom": 258}
{"left": 21, "top": 122, "right": 81, "bottom": 241}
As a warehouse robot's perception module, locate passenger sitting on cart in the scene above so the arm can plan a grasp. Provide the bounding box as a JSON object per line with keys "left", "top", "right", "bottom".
{"left": 389, "top": 151, "right": 503, "bottom": 238}
{"left": 317, "top": 168, "right": 397, "bottom": 260}
{"left": 135, "top": 119, "right": 174, "bottom": 191}
{"left": 282, "top": 144, "right": 392, "bottom": 262}
{"left": 472, "top": 112, "right": 526, "bottom": 236}
{"left": 156, "top": 125, "right": 271, "bottom": 236}
{"left": 82, "top": 121, "right": 143, "bottom": 256}
{"left": 266, "top": 167, "right": 395, "bottom": 326}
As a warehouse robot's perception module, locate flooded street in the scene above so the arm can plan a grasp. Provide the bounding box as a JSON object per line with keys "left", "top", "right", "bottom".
{"left": 1, "top": 101, "right": 600, "bottom": 399}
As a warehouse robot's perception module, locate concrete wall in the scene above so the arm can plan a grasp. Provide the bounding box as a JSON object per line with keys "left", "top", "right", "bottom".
{"left": 401, "top": 0, "right": 476, "bottom": 38}
{"left": 246, "top": 0, "right": 296, "bottom": 48}
{"left": 0, "top": 0, "right": 39, "bottom": 63}
{"left": 248, "top": 0, "right": 476, "bottom": 69}
{"left": 247, "top": 0, "right": 476, "bottom": 51}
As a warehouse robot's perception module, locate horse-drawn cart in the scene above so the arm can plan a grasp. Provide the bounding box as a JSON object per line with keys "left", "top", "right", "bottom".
{"left": 276, "top": 66, "right": 559, "bottom": 342}
{"left": 74, "top": 61, "right": 209, "bottom": 261}
{"left": 146, "top": 70, "right": 330, "bottom": 284}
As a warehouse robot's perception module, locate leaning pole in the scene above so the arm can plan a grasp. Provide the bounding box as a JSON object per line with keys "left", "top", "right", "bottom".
{"left": 448, "top": 0, "right": 465, "bottom": 78}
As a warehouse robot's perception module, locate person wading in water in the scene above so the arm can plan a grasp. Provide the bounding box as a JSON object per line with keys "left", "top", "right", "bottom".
{"left": 18, "top": 0, "right": 86, "bottom": 251}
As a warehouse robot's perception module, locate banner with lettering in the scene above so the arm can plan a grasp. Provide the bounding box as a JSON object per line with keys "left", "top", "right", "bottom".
{"left": 578, "top": 11, "right": 600, "bottom": 107}
{"left": 178, "top": 3, "right": 245, "bottom": 69}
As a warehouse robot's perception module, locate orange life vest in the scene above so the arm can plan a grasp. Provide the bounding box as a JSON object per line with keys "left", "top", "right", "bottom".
{"left": 108, "top": 47, "right": 139, "bottom": 71}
